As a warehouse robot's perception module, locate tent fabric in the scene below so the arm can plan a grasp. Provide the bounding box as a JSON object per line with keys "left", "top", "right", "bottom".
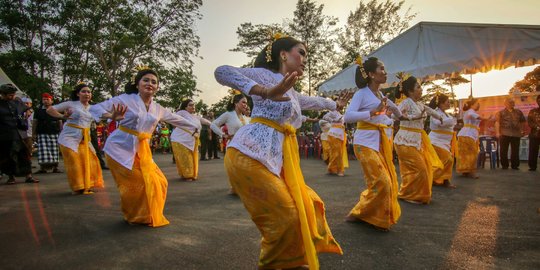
{"left": 318, "top": 22, "right": 540, "bottom": 95}
{"left": 0, "top": 67, "right": 26, "bottom": 97}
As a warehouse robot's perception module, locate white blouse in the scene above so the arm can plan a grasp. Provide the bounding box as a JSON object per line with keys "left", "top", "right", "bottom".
{"left": 429, "top": 108, "right": 457, "bottom": 152}
{"left": 394, "top": 98, "right": 439, "bottom": 149}
{"left": 210, "top": 110, "right": 247, "bottom": 137}
{"left": 344, "top": 86, "right": 401, "bottom": 152}
{"left": 89, "top": 94, "right": 196, "bottom": 170}
{"left": 170, "top": 110, "right": 211, "bottom": 151}
{"left": 323, "top": 111, "right": 345, "bottom": 140}
{"left": 457, "top": 109, "right": 481, "bottom": 140}
{"left": 319, "top": 120, "right": 331, "bottom": 141}
{"left": 53, "top": 101, "right": 95, "bottom": 153}
{"left": 214, "top": 65, "right": 336, "bottom": 176}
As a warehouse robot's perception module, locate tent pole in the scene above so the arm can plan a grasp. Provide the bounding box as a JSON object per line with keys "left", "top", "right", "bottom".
{"left": 469, "top": 74, "right": 473, "bottom": 98}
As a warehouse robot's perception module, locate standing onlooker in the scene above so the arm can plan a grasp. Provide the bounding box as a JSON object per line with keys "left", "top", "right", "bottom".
{"left": 495, "top": 97, "right": 526, "bottom": 170}
{"left": 199, "top": 111, "right": 211, "bottom": 161}
{"left": 0, "top": 84, "right": 39, "bottom": 184}
{"left": 527, "top": 94, "right": 540, "bottom": 171}
{"left": 33, "top": 93, "right": 62, "bottom": 173}
{"left": 21, "top": 97, "right": 34, "bottom": 155}
{"left": 208, "top": 111, "right": 220, "bottom": 159}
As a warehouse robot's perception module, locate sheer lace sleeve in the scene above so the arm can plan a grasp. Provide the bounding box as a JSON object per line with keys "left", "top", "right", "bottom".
{"left": 296, "top": 92, "right": 336, "bottom": 111}
{"left": 214, "top": 65, "right": 262, "bottom": 95}
{"left": 210, "top": 112, "right": 228, "bottom": 137}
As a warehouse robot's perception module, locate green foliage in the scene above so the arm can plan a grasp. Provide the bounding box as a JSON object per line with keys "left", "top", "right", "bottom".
{"left": 513, "top": 65, "right": 540, "bottom": 93}
{"left": 230, "top": 22, "right": 286, "bottom": 65}
{"left": 0, "top": 0, "right": 202, "bottom": 105}
{"left": 289, "top": 0, "right": 340, "bottom": 96}
{"left": 337, "top": 0, "right": 415, "bottom": 67}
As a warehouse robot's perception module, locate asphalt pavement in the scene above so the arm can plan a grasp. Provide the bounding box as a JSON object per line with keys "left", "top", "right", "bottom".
{"left": 1, "top": 153, "right": 539, "bottom": 270}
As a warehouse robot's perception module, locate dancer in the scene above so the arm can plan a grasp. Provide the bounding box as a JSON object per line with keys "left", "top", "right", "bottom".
{"left": 343, "top": 57, "right": 403, "bottom": 231}
{"left": 90, "top": 66, "right": 196, "bottom": 227}
{"left": 318, "top": 117, "right": 331, "bottom": 164}
{"left": 210, "top": 92, "right": 248, "bottom": 194}
{"left": 322, "top": 110, "right": 348, "bottom": 176}
{"left": 394, "top": 76, "right": 443, "bottom": 204}
{"left": 456, "top": 98, "right": 490, "bottom": 179}
{"left": 428, "top": 94, "right": 457, "bottom": 188}
{"left": 215, "top": 34, "right": 345, "bottom": 270}
{"left": 210, "top": 92, "right": 249, "bottom": 146}
{"left": 170, "top": 98, "right": 211, "bottom": 181}
{"left": 46, "top": 82, "right": 103, "bottom": 194}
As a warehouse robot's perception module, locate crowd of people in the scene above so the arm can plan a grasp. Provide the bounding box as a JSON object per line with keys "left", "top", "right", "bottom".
{"left": 1, "top": 32, "right": 540, "bottom": 270}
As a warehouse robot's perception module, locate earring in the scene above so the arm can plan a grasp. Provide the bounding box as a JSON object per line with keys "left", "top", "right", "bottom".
{"left": 282, "top": 56, "right": 287, "bottom": 62}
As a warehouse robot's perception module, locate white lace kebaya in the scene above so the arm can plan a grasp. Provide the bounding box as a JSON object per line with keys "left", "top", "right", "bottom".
{"left": 344, "top": 86, "right": 401, "bottom": 152}
{"left": 394, "top": 97, "right": 440, "bottom": 150}
{"left": 53, "top": 101, "right": 96, "bottom": 153}
{"left": 214, "top": 65, "right": 336, "bottom": 176}
{"left": 170, "top": 110, "right": 211, "bottom": 151}
{"left": 89, "top": 93, "right": 197, "bottom": 170}
{"left": 210, "top": 110, "right": 247, "bottom": 138}
{"left": 429, "top": 108, "right": 457, "bottom": 152}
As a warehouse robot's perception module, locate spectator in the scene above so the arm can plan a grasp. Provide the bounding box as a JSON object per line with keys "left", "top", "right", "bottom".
{"left": 33, "top": 93, "right": 62, "bottom": 173}
{"left": 208, "top": 111, "right": 220, "bottom": 159}
{"left": 0, "top": 84, "right": 39, "bottom": 184}
{"left": 527, "top": 94, "right": 540, "bottom": 171}
{"left": 199, "top": 111, "right": 211, "bottom": 160}
{"left": 21, "top": 97, "right": 34, "bottom": 155}
{"left": 495, "top": 97, "right": 526, "bottom": 170}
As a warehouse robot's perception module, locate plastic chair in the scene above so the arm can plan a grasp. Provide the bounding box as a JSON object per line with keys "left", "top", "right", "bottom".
{"left": 478, "top": 136, "right": 499, "bottom": 169}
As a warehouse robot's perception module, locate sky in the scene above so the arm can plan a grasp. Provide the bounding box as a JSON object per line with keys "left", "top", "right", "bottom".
{"left": 192, "top": 0, "right": 540, "bottom": 105}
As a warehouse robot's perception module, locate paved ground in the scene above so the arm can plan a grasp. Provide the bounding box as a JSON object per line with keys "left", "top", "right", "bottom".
{"left": 1, "top": 153, "right": 539, "bottom": 270}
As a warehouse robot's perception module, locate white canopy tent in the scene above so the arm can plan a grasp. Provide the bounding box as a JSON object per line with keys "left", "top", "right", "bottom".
{"left": 0, "top": 67, "right": 26, "bottom": 97}
{"left": 318, "top": 22, "right": 540, "bottom": 95}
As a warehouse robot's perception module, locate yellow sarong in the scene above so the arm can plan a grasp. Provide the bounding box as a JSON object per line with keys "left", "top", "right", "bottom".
{"left": 59, "top": 144, "right": 103, "bottom": 192}
{"left": 432, "top": 145, "right": 454, "bottom": 185}
{"left": 395, "top": 145, "right": 433, "bottom": 203}
{"left": 349, "top": 145, "right": 401, "bottom": 229}
{"left": 66, "top": 123, "right": 98, "bottom": 193}
{"left": 321, "top": 140, "right": 330, "bottom": 162}
{"left": 171, "top": 131, "right": 200, "bottom": 179}
{"left": 225, "top": 148, "right": 342, "bottom": 269}
{"left": 114, "top": 126, "right": 169, "bottom": 227}
{"left": 239, "top": 117, "right": 342, "bottom": 270}
{"left": 456, "top": 136, "right": 479, "bottom": 174}
{"left": 327, "top": 136, "right": 345, "bottom": 174}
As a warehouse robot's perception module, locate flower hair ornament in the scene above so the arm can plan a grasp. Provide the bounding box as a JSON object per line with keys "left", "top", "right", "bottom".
{"left": 76, "top": 80, "right": 88, "bottom": 87}
{"left": 229, "top": 89, "right": 242, "bottom": 103}
{"left": 131, "top": 64, "right": 152, "bottom": 85}
{"left": 356, "top": 56, "right": 368, "bottom": 80}
{"left": 266, "top": 32, "right": 289, "bottom": 63}
{"left": 396, "top": 72, "right": 411, "bottom": 94}
{"left": 181, "top": 97, "right": 189, "bottom": 102}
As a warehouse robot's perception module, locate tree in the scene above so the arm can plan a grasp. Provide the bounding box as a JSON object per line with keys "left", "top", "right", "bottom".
{"left": 513, "top": 65, "right": 540, "bottom": 93}
{"left": 230, "top": 22, "right": 286, "bottom": 66}
{"left": 195, "top": 99, "right": 209, "bottom": 115}
{"left": 337, "top": 0, "right": 415, "bottom": 68}
{"left": 289, "top": 0, "right": 340, "bottom": 96}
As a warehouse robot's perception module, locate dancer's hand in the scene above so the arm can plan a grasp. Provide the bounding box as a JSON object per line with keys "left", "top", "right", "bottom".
{"left": 336, "top": 91, "right": 353, "bottom": 110}
{"left": 266, "top": 72, "right": 299, "bottom": 102}
{"left": 111, "top": 104, "right": 127, "bottom": 121}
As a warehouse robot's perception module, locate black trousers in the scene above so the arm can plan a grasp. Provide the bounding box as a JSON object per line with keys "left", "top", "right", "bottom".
{"left": 209, "top": 131, "right": 220, "bottom": 158}
{"left": 0, "top": 139, "right": 32, "bottom": 177}
{"left": 199, "top": 129, "right": 210, "bottom": 160}
{"left": 500, "top": 135, "right": 521, "bottom": 169}
{"left": 529, "top": 136, "right": 540, "bottom": 170}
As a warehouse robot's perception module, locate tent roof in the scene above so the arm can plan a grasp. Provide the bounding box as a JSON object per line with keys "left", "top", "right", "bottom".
{"left": 0, "top": 67, "right": 25, "bottom": 97}
{"left": 318, "top": 21, "right": 540, "bottom": 94}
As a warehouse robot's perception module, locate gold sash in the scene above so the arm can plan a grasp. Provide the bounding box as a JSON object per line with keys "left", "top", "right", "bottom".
{"left": 331, "top": 124, "right": 349, "bottom": 168}
{"left": 464, "top": 124, "right": 480, "bottom": 131}
{"left": 119, "top": 125, "right": 168, "bottom": 226}
{"left": 399, "top": 126, "right": 443, "bottom": 169}
{"left": 251, "top": 117, "right": 320, "bottom": 270}
{"left": 356, "top": 121, "right": 397, "bottom": 185}
{"left": 66, "top": 123, "right": 91, "bottom": 192}
{"left": 431, "top": 129, "right": 458, "bottom": 156}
